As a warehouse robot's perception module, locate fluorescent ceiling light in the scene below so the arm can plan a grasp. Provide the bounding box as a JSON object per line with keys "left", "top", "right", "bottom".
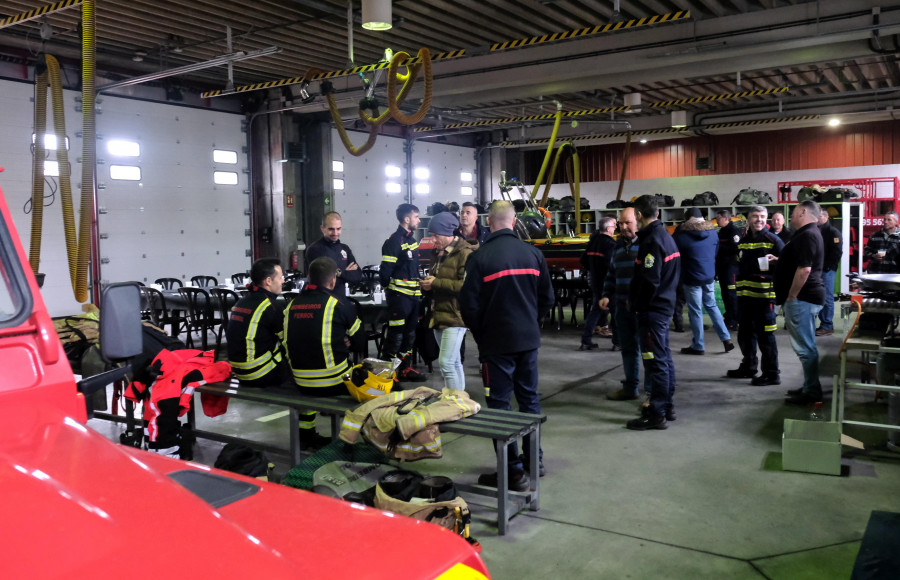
{"left": 828, "top": 118, "right": 841, "bottom": 127}
{"left": 671, "top": 111, "right": 687, "bottom": 129}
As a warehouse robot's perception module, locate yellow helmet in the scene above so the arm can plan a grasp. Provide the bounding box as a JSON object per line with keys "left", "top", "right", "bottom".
{"left": 344, "top": 364, "right": 394, "bottom": 402}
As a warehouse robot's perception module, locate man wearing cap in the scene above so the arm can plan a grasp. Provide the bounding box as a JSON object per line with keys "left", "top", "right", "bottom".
{"left": 816, "top": 210, "right": 843, "bottom": 336}
{"left": 460, "top": 201, "right": 554, "bottom": 490}
{"left": 727, "top": 206, "right": 784, "bottom": 385}
{"left": 864, "top": 211, "right": 900, "bottom": 274}
{"left": 715, "top": 209, "right": 741, "bottom": 331}
{"left": 421, "top": 212, "right": 479, "bottom": 391}
{"left": 305, "top": 211, "right": 361, "bottom": 297}
{"left": 673, "top": 208, "right": 733, "bottom": 356}
{"left": 456, "top": 201, "right": 489, "bottom": 244}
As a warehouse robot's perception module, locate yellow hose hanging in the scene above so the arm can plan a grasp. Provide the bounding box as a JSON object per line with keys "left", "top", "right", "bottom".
{"left": 534, "top": 142, "right": 581, "bottom": 235}
{"left": 529, "top": 102, "right": 562, "bottom": 201}
{"left": 326, "top": 48, "right": 434, "bottom": 157}
{"left": 79, "top": 0, "right": 96, "bottom": 303}
{"left": 30, "top": 54, "right": 89, "bottom": 302}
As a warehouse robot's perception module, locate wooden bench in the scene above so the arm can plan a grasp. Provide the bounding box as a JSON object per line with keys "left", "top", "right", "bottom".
{"left": 190, "top": 380, "right": 546, "bottom": 535}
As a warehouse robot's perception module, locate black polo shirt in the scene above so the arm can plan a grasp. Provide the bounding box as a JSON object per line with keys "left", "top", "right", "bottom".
{"left": 775, "top": 222, "right": 824, "bottom": 306}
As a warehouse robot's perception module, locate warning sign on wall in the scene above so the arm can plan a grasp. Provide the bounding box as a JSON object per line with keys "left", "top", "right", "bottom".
{"left": 286, "top": 194, "right": 294, "bottom": 208}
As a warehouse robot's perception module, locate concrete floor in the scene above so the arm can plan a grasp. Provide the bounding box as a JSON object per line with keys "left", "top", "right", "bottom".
{"left": 88, "top": 305, "right": 900, "bottom": 580}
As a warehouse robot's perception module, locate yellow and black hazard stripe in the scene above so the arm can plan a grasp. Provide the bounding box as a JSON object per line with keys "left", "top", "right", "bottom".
{"left": 499, "top": 127, "right": 682, "bottom": 147}
{"left": 490, "top": 11, "right": 690, "bottom": 52}
{"left": 201, "top": 11, "right": 691, "bottom": 98}
{"left": 647, "top": 87, "right": 789, "bottom": 109}
{"left": 412, "top": 106, "right": 631, "bottom": 133}
{"left": 0, "top": 0, "right": 83, "bottom": 30}
{"left": 706, "top": 114, "right": 820, "bottom": 129}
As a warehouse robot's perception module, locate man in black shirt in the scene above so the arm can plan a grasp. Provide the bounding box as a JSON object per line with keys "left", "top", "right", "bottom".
{"left": 770, "top": 200, "right": 825, "bottom": 405}
{"left": 305, "top": 212, "right": 361, "bottom": 297}
{"left": 715, "top": 210, "right": 741, "bottom": 330}
{"left": 816, "top": 211, "right": 843, "bottom": 336}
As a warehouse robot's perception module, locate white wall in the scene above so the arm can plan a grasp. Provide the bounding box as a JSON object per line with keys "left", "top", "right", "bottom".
{"left": 331, "top": 131, "right": 476, "bottom": 266}
{"left": 0, "top": 79, "right": 249, "bottom": 316}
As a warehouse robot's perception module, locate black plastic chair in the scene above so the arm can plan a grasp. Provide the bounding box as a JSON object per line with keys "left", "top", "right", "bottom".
{"left": 231, "top": 272, "right": 250, "bottom": 287}
{"left": 191, "top": 275, "right": 218, "bottom": 288}
{"left": 347, "top": 297, "right": 389, "bottom": 362}
{"left": 209, "top": 288, "right": 241, "bottom": 352}
{"left": 155, "top": 277, "right": 183, "bottom": 290}
{"left": 178, "top": 287, "right": 218, "bottom": 350}
{"left": 142, "top": 286, "right": 184, "bottom": 336}
{"left": 546, "top": 266, "right": 570, "bottom": 331}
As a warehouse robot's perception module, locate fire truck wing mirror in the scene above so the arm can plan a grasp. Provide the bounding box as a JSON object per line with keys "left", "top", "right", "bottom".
{"left": 100, "top": 282, "right": 143, "bottom": 361}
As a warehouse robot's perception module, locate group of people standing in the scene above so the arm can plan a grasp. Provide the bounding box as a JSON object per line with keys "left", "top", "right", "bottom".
{"left": 582, "top": 196, "right": 845, "bottom": 431}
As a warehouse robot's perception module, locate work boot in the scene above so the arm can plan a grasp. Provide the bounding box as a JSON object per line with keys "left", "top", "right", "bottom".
{"left": 579, "top": 342, "right": 599, "bottom": 351}
{"left": 299, "top": 431, "right": 332, "bottom": 451}
{"left": 519, "top": 454, "right": 547, "bottom": 477}
{"left": 477, "top": 471, "right": 531, "bottom": 492}
{"left": 626, "top": 413, "right": 668, "bottom": 430}
{"left": 726, "top": 367, "right": 757, "bottom": 379}
{"left": 607, "top": 389, "right": 638, "bottom": 401}
{"left": 750, "top": 374, "right": 781, "bottom": 386}
{"left": 723, "top": 340, "right": 735, "bottom": 353}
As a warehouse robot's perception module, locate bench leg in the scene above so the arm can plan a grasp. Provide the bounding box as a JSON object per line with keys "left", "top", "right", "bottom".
{"left": 497, "top": 440, "right": 509, "bottom": 536}
{"left": 527, "top": 425, "right": 540, "bottom": 511}
{"left": 290, "top": 408, "right": 301, "bottom": 466}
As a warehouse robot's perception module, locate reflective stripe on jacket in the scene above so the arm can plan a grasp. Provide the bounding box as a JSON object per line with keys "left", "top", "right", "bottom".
{"left": 736, "top": 229, "right": 784, "bottom": 300}
{"left": 284, "top": 287, "right": 364, "bottom": 388}
{"left": 225, "top": 289, "right": 285, "bottom": 381}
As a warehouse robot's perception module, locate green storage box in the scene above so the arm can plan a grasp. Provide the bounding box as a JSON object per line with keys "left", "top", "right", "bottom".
{"left": 782, "top": 419, "right": 842, "bottom": 476}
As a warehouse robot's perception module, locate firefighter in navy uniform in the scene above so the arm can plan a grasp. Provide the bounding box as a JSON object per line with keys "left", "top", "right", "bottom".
{"left": 380, "top": 203, "right": 427, "bottom": 381}
{"left": 715, "top": 209, "right": 741, "bottom": 331}
{"left": 627, "top": 195, "right": 681, "bottom": 431}
{"left": 284, "top": 257, "right": 366, "bottom": 449}
{"left": 304, "top": 211, "right": 361, "bottom": 297}
{"left": 226, "top": 258, "right": 288, "bottom": 388}
{"left": 727, "top": 206, "right": 784, "bottom": 385}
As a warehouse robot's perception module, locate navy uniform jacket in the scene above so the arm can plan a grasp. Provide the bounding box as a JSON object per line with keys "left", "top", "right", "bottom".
{"left": 864, "top": 228, "right": 900, "bottom": 273}
{"left": 716, "top": 221, "right": 741, "bottom": 267}
{"left": 581, "top": 232, "right": 616, "bottom": 295}
{"left": 226, "top": 288, "right": 285, "bottom": 382}
{"left": 305, "top": 237, "right": 362, "bottom": 297}
{"left": 629, "top": 220, "right": 681, "bottom": 317}
{"left": 380, "top": 226, "right": 421, "bottom": 297}
{"left": 819, "top": 221, "right": 843, "bottom": 272}
{"left": 283, "top": 286, "right": 365, "bottom": 388}
{"left": 459, "top": 229, "right": 554, "bottom": 357}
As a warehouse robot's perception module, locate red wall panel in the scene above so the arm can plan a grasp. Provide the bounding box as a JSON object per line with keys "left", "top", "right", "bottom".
{"left": 523, "top": 120, "right": 900, "bottom": 184}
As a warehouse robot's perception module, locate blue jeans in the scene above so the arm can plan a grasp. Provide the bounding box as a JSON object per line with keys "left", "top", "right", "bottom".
{"left": 684, "top": 283, "right": 731, "bottom": 350}
{"left": 614, "top": 300, "right": 643, "bottom": 395}
{"left": 581, "top": 292, "right": 609, "bottom": 344}
{"left": 784, "top": 300, "right": 823, "bottom": 397}
{"left": 638, "top": 313, "right": 676, "bottom": 417}
{"left": 481, "top": 350, "right": 543, "bottom": 474}
{"left": 434, "top": 327, "right": 467, "bottom": 390}
{"left": 818, "top": 270, "right": 837, "bottom": 331}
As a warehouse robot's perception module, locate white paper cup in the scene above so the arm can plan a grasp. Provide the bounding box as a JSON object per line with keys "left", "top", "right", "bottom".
{"left": 374, "top": 292, "right": 383, "bottom": 304}
{"left": 877, "top": 250, "right": 887, "bottom": 258}
{"left": 566, "top": 271, "right": 573, "bottom": 279}
{"left": 758, "top": 256, "right": 769, "bottom": 271}
{"left": 573, "top": 269, "right": 581, "bottom": 278}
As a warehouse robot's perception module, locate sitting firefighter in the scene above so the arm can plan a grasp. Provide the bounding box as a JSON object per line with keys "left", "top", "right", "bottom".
{"left": 284, "top": 256, "right": 367, "bottom": 449}
{"left": 226, "top": 258, "right": 289, "bottom": 387}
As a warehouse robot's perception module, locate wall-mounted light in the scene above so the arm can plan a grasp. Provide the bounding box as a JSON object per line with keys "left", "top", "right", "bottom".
{"left": 362, "top": 0, "right": 392, "bottom": 31}
{"left": 640, "top": 138, "right": 648, "bottom": 144}
{"left": 624, "top": 92, "right": 641, "bottom": 113}
{"left": 828, "top": 117, "right": 841, "bottom": 127}
{"left": 671, "top": 110, "right": 688, "bottom": 129}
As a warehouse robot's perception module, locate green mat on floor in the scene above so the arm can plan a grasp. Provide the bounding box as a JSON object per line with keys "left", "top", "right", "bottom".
{"left": 281, "top": 439, "right": 389, "bottom": 490}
